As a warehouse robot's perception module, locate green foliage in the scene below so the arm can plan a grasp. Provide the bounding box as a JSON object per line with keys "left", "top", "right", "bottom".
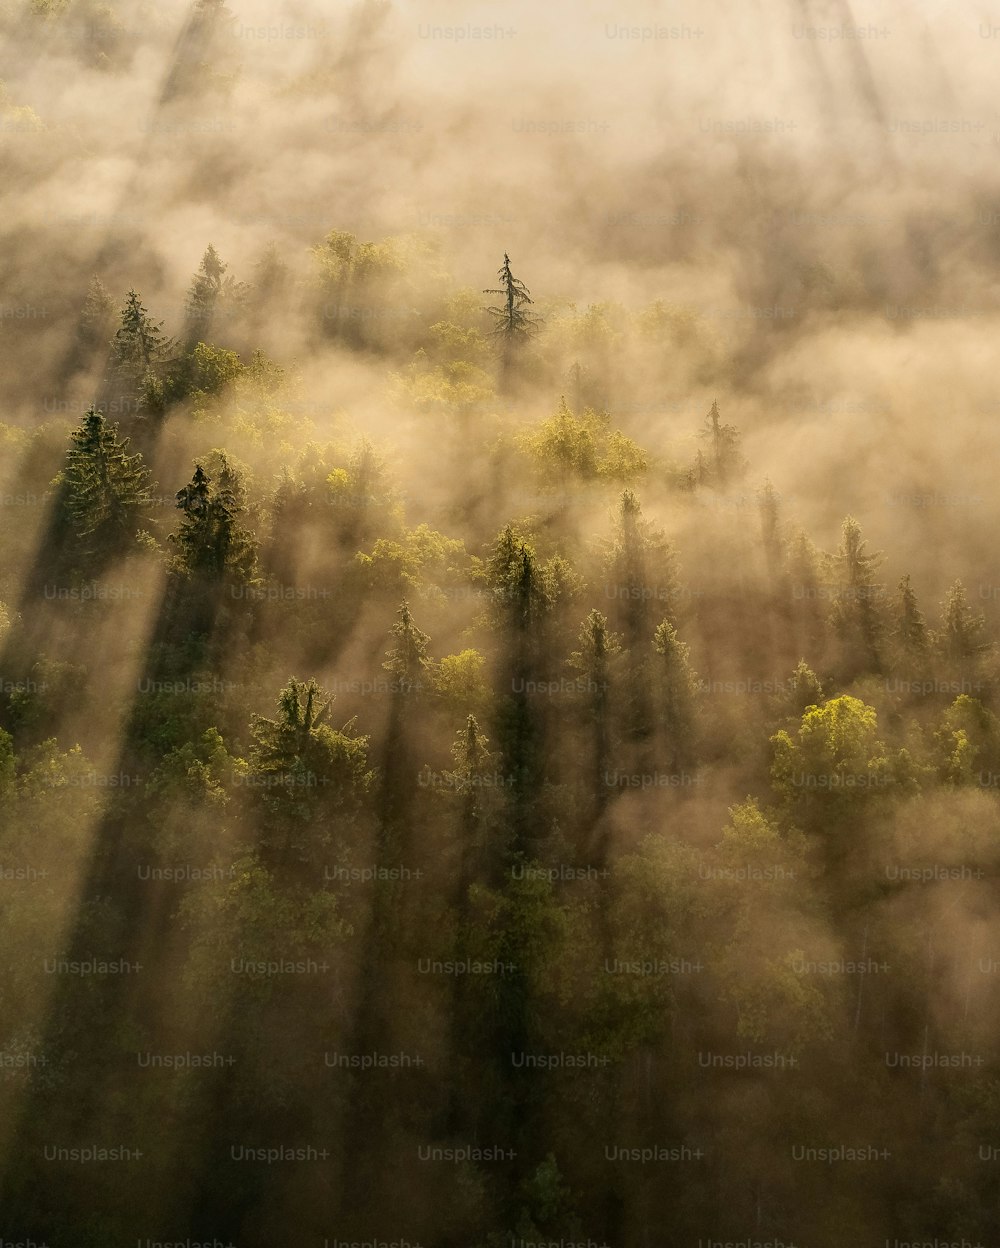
{"left": 7, "top": 658, "right": 88, "bottom": 736}
{"left": 936, "top": 579, "right": 989, "bottom": 661}
{"left": 482, "top": 252, "right": 540, "bottom": 343}
{"left": 312, "top": 228, "right": 428, "bottom": 347}
{"left": 894, "top": 573, "right": 929, "bottom": 657}
{"left": 604, "top": 488, "right": 680, "bottom": 626}
{"left": 389, "top": 348, "right": 496, "bottom": 415}
{"left": 428, "top": 650, "right": 491, "bottom": 716}
{"left": 568, "top": 608, "right": 622, "bottom": 680}
{"left": 355, "top": 523, "right": 468, "bottom": 595}
{"left": 245, "top": 677, "right": 375, "bottom": 856}
{"left": 168, "top": 461, "right": 257, "bottom": 585}
{"left": 934, "top": 696, "right": 1000, "bottom": 785}
{"left": 652, "top": 617, "right": 699, "bottom": 766}
{"left": 786, "top": 658, "right": 824, "bottom": 713}
{"left": 517, "top": 397, "right": 648, "bottom": 487}
{"left": 109, "top": 288, "right": 174, "bottom": 406}
{"left": 174, "top": 341, "right": 245, "bottom": 407}
{"left": 771, "top": 694, "right": 892, "bottom": 827}
{"left": 146, "top": 726, "right": 232, "bottom": 809}
{"left": 184, "top": 243, "right": 247, "bottom": 346}
{"left": 55, "top": 408, "right": 152, "bottom": 560}
{"left": 482, "top": 524, "right": 552, "bottom": 631}
{"left": 180, "top": 848, "right": 349, "bottom": 1019}
{"left": 11, "top": 228, "right": 1000, "bottom": 1246}
{"left": 382, "top": 599, "right": 431, "bottom": 688}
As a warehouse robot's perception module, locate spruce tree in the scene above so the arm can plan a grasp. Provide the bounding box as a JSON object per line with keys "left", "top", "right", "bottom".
{"left": 483, "top": 253, "right": 539, "bottom": 343}
{"left": 183, "top": 243, "right": 247, "bottom": 347}
{"left": 652, "top": 617, "right": 699, "bottom": 770}
{"left": 485, "top": 524, "right": 549, "bottom": 634}
{"left": 568, "top": 609, "right": 622, "bottom": 819}
{"left": 108, "top": 288, "right": 174, "bottom": 413}
{"left": 247, "top": 676, "right": 373, "bottom": 864}
{"left": 828, "top": 515, "right": 885, "bottom": 673}
{"left": 483, "top": 253, "right": 540, "bottom": 387}
{"left": 112, "top": 289, "right": 171, "bottom": 376}
{"left": 697, "top": 400, "right": 745, "bottom": 486}
{"left": 170, "top": 462, "right": 256, "bottom": 583}
{"left": 605, "top": 490, "right": 678, "bottom": 748}
{"left": 894, "top": 573, "right": 929, "bottom": 659}
{"left": 382, "top": 599, "right": 431, "bottom": 693}
{"left": 937, "top": 580, "right": 989, "bottom": 662}
{"left": 58, "top": 407, "right": 152, "bottom": 558}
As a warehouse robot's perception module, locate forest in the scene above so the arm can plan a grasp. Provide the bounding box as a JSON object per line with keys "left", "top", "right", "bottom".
{"left": 2, "top": 0, "right": 1000, "bottom": 1244}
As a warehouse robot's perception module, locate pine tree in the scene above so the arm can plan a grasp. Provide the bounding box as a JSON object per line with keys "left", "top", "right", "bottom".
{"left": 108, "top": 289, "right": 174, "bottom": 413}
{"left": 894, "top": 573, "right": 929, "bottom": 658}
{"left": 568, "top": 609, "right": 622, "bottom": 821}
{"left": 247, "top": 241, "right": 291, "bottom": 342}
{"left": 483, "top": 253, "right": 539, "bottom": 343}
{"left": 112, "top": 289, "right": 171, "bottom": 376}
{"left": 828, "top": 515, "right": 885, "bottom": 673}
{"left": 382, "top": 600, "right": 431, "bottom": 693}
{"left": 652, "top": 618, "right": 699, "bottom": 770}
{"left": 937, "top": 580, "right": 989, "bottom": 662}
{"left": 788, "top": 658, "right": 823, "bottom": 707}
{"left": 184, "top": 243, "right": 247, "bottom": 347}
{"left": 485, "top": 524, "right": 550, "bottom": 634}
{"left": 247, "top": 677, "right": 373, "bottom": 864}
{"left": 697, "top": 400, "right": 745, "bottom": 486}
{"left": 483, "top": 253, "right": 540, "bottom": 387}
{"left": 252, "top": 241, "right": 289, "bottom": 301}
{"left": 483, "top": 526, "right": 551, "bottom": 860}
{"left": 170, "top": 462, "right": 256, "bottom": 583}
{"left": 58, "top": 407, "right": 152, "bottom": 557}
{"left": 444, "top": 712, "right": 501, "bottom": 864}
{"left": 253, "top": 676, "right": 329, "bottom": 762}
{"left": 604, "top": 490, "right": 679, "bottom": 748}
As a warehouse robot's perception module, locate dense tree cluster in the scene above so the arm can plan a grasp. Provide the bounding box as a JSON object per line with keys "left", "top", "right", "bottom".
{"left": 0, "top": 244, "right": 999, "bottom": 1247}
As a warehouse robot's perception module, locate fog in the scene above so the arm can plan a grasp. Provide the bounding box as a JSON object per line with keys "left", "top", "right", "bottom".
{"left": 3, "top": 1, "right": 1000, "bottom": 1243}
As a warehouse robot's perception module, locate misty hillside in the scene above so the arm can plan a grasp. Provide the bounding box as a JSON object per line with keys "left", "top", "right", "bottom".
{"left": 3, "top": 1, "right": 1000, "bottom": 1244}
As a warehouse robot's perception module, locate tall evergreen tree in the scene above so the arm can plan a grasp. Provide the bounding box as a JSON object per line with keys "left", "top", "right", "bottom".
{"left": 567, "top": 609, "right": 621, "bottom": 821}
{"left": 483, "top": 252, "right": 539, "bottom": 343}
{"left": 108, "top": 288, "right": 174, "bottom": 414}
{"left": 169, "top": 462, "right": 256, "bottom": 584}
{"left": 183, "top": 243, "right": 247, "bottom": 347}
{"left": 936, "top": 580, "right": 989, "bottom": 662}
{"left": 652, "top": 617, "right": 699, "bottom": 770}
{"left": 57, "top": 407, "right": 152, "bottom": 560}
{"left": 827, "top": 515, "right": 885, "bottom": 674}
{"left": 112, "top": 288, "right": 171, "bottom": 376}
{"left": 605, "top": 490, "right": 678, "bottom": 750}
{"left": 382, "top": 599, "right": 431, "bottom": 693}
{"left": 894, "top": 573, "right": 929, "bottom": 660}
{"left": 697, "top": 400, "right": 744, "bottom": 486}
{"left": 483, "top": 253, "right": 540, "bottom": 387}
{"left": 786, "top": 658, "right": 824, "bottom": 716}
{"left": 247, "top": 676, "right": 373, "bottom": 865}
{"left": 485, "top": 524, "right": 550, "bottom": 634}
{"left": 484, "top": 525, "right": 550, "bottom": 862}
